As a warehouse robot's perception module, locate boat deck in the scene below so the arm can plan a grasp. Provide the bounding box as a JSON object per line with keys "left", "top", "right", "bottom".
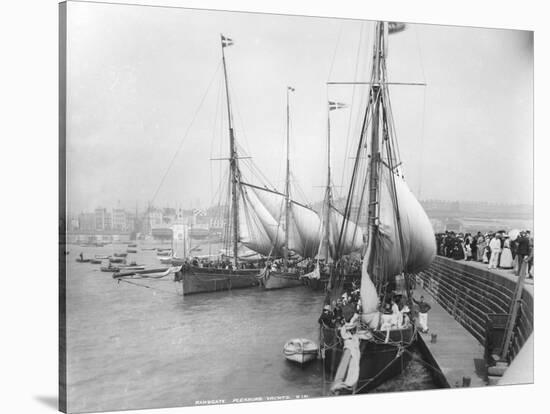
{"left": 412, "top": 283, "right": 487, "bottom": 389}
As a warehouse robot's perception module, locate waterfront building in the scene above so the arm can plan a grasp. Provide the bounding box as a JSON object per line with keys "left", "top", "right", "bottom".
{"left": 111, "top": 208, "right": 127, "bottom": 231}
{"left": 78, "top": 212, "right": 95, "bottom": 231}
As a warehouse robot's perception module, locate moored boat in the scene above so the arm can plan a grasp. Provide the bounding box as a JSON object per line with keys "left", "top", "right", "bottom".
{"left": 159, "top": 256, "right": 173, "bottom": 264}
{"left": 283, "top": 338, "right": 318, "bottom": 364}
{"left": 174, "top": 264, "right": 259, "bottom": 295}
{"left": 257, "top": 267, "right": 303, "bottom": 290}
{"left": 319, "top": 21, "right": 436, "bottom": 395}
{"left": 113, "top": 252, "right": 128, "bottom": 258}
{"left": 113, "top": 266, "right": 179, "bottom": 279}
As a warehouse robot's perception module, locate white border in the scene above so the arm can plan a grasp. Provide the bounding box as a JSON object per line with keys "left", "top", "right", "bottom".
{"left": 0, "top": 1, "right": 545, "bottom": 413}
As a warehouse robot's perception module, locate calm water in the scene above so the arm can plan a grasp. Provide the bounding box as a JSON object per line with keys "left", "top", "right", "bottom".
{"left": 66, "top": 243, "right": 437, "bottom": 413}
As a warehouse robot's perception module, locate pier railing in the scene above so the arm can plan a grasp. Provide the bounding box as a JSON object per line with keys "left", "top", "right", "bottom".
{"left": 417, "top": 257, "right": 533, "bottom": 363}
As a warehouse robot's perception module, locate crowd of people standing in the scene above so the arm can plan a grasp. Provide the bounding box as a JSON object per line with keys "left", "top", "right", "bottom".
{"left": 435, "top": 230, "right": 533, "bottom": 278}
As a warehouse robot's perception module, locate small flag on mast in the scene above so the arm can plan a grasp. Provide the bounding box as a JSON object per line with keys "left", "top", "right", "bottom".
{"left": 388, "top": 22, "right": 406, "bottom": 34}
{"left": 328, "top": 101, "right": 348, "bottom": 111}
{"left": 221, "top": 34, "right": 234, "bottom": 47}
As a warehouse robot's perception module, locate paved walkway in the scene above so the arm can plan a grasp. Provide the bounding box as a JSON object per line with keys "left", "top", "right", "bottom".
{"left": 412, "top": 283, "right": 487, "bottom": 388}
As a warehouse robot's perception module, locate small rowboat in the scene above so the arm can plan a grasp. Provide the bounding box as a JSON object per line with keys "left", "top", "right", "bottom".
{"left": 113, "top": 252, "right": 128, "bottom": 258}
{"left": 75, "top": 258, "right": 91, "bottom": 263}
{"left": 90, "top": 259, "right": 102, "bottom": 264}
{"left": 109, "top": 257, "right": 126, "bottom": 264}
{"left": 113, "top": 266, "right": 181, "bottom": 279}
{"left": 283, "top": 338, "right": 318, "bottom": 364}
{"left": 95, "top": 255, "right": 110, "bottom": 259}
{"left": 127, "top": 249, "right": 138, "bottom": 253}
{"left": 128, "top": 243, "right": 137, "bottom": 247}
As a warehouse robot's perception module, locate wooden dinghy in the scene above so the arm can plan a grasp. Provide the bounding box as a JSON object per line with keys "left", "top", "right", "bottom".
{"left": 113, "top": 266, "right": 182, "bottom": 279}
{"left": 283, "top": 338, "right": 318, "bottom": 364}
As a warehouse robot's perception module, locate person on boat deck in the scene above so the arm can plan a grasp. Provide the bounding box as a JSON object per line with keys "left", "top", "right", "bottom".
{"left": 318, "top": 305, "right": 335, "bottom": 328}
{"left": 400, "top": 300, "right": 411, "bottom": 328}
{"left": 413, "top": 296, "right": 431, "bottom": 333}
{"left": 380, "top": 303, "right": 395, "bottom": 330}
{"left": 79, "top": 252, "right": 83, "bottom": 261}
{"left": 488, "top": 233, "right": 502, "bottom": 270}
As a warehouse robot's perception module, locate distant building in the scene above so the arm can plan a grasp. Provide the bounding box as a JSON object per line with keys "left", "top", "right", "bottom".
{"left": 78, "top": 212, "right": 95, "bottom": 231}
{"left": 112, "top": 208, "right": 127, "bottom": 231}
{"left": 94, "top": 207, "right": 110, "bottom": 231}
{"left": 144, "top": 208, "right": 164, "bottom": 235}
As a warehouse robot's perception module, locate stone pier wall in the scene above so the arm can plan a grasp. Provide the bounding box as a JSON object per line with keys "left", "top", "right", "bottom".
{"left": 417, "top": 256, "right": 533, "bottom": 361}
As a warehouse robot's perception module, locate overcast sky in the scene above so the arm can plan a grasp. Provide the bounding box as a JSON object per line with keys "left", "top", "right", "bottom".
{"left": 65, "top": 1, "right": 533, "bottom": 214}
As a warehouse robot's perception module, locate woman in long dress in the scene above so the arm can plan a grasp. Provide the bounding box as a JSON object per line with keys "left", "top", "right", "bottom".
{"left": 499, "top": 237, "right": 514, "bottom": 269}
{"left": 477, "top": 235, "right": 487, "bottom": 262}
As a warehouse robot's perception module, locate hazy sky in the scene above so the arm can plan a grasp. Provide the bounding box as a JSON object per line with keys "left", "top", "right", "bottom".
{"left": 65, "top": 1, "right": 533, "bottom": 213}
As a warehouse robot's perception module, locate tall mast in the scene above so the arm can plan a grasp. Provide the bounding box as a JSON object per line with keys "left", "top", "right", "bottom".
{"left": 220, "top": 34, "right": 239, "bottom": 267}
{"left": 324, "top": 107, "right": 332, "bottom": 261}
{"left": 365, "top": 22, "right": 385, "bottom": 274}
{"left": 284, "top": 86, "right": 294, "bottom": 271}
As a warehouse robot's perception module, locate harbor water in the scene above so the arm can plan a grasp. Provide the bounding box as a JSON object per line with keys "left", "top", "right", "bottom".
{"left": 66, "top": 244, "right": 439, "bottom": 413}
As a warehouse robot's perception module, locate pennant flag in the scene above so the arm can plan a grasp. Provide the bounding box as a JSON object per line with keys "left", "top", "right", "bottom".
{"left": 328, "top": 101, "right": 348, "bottom": 111}
{"left": 388, "top": 22, "right": 406, "bottom": 34}
{"left": 221, "top": 34, "right": 234, "bottom": 47}
{"left": 288, "top": 86, "right": 295, "bottom": 92}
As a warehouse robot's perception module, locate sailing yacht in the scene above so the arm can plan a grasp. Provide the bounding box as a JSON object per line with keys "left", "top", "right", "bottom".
{"left": 258, "top": 86, "right": 317, "bottom": 290}
{"left": 173, "top": 35, "right": 321, "bottom": 294}
{"left": 319, "top": 21, "right": 436, "bottom": 394}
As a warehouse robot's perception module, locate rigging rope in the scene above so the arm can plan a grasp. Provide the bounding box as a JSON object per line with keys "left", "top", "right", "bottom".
{"left": 117, "top": 278, "right": 181, "bottom": 296}
{"left": 149, "top": 61, "right": 222, "bottom": 206}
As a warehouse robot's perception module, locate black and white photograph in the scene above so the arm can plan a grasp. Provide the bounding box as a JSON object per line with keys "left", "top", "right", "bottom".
{"left": 55, "top": 0, "right": 537, "bottom": 413}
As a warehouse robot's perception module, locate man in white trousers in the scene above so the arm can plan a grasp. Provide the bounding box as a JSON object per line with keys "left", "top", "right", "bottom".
{"left": 488, "top": 234, "right": 502, "bottom": 269}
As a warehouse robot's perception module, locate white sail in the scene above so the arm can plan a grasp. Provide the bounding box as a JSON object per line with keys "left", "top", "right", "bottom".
{"left": 329, "top": 207, "right": 364, "bottom": 256}
{"left": 374, "top": 166, "right": 436, "bottom": 277}
{"left": 238, "top": 182, "right": 365, "bottom": 259}
{"left": 241, "top": 183, "right": 320, "bottom": 258}
{"left": 239, "top": 185, "right": 284, "bottom": 256}
{"left": 360, "top": 167, "right": 435, "bottom": 322}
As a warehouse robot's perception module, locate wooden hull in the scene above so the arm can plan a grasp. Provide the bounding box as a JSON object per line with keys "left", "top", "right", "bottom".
{"left": 283, "top": 338, "right": 318, "bottom": 364}
{"left": 284, "top": 352, "right": 317, "bottom": 364}
{"left": 321, "top": 325, "right": 416, "bottom": 394}
{"left": 260, "top": 271, "right": 303, "bottom": 290}
{"left": 176, "top": 266, "right": 260, "bottom": 295}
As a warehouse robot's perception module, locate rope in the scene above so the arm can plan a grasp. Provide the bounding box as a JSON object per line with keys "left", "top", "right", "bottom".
{"left": 117, "top": 278, "right": 181, "bottom": 296}
{"left": 150, "top": 60, "right": 222, "bottom": 205}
